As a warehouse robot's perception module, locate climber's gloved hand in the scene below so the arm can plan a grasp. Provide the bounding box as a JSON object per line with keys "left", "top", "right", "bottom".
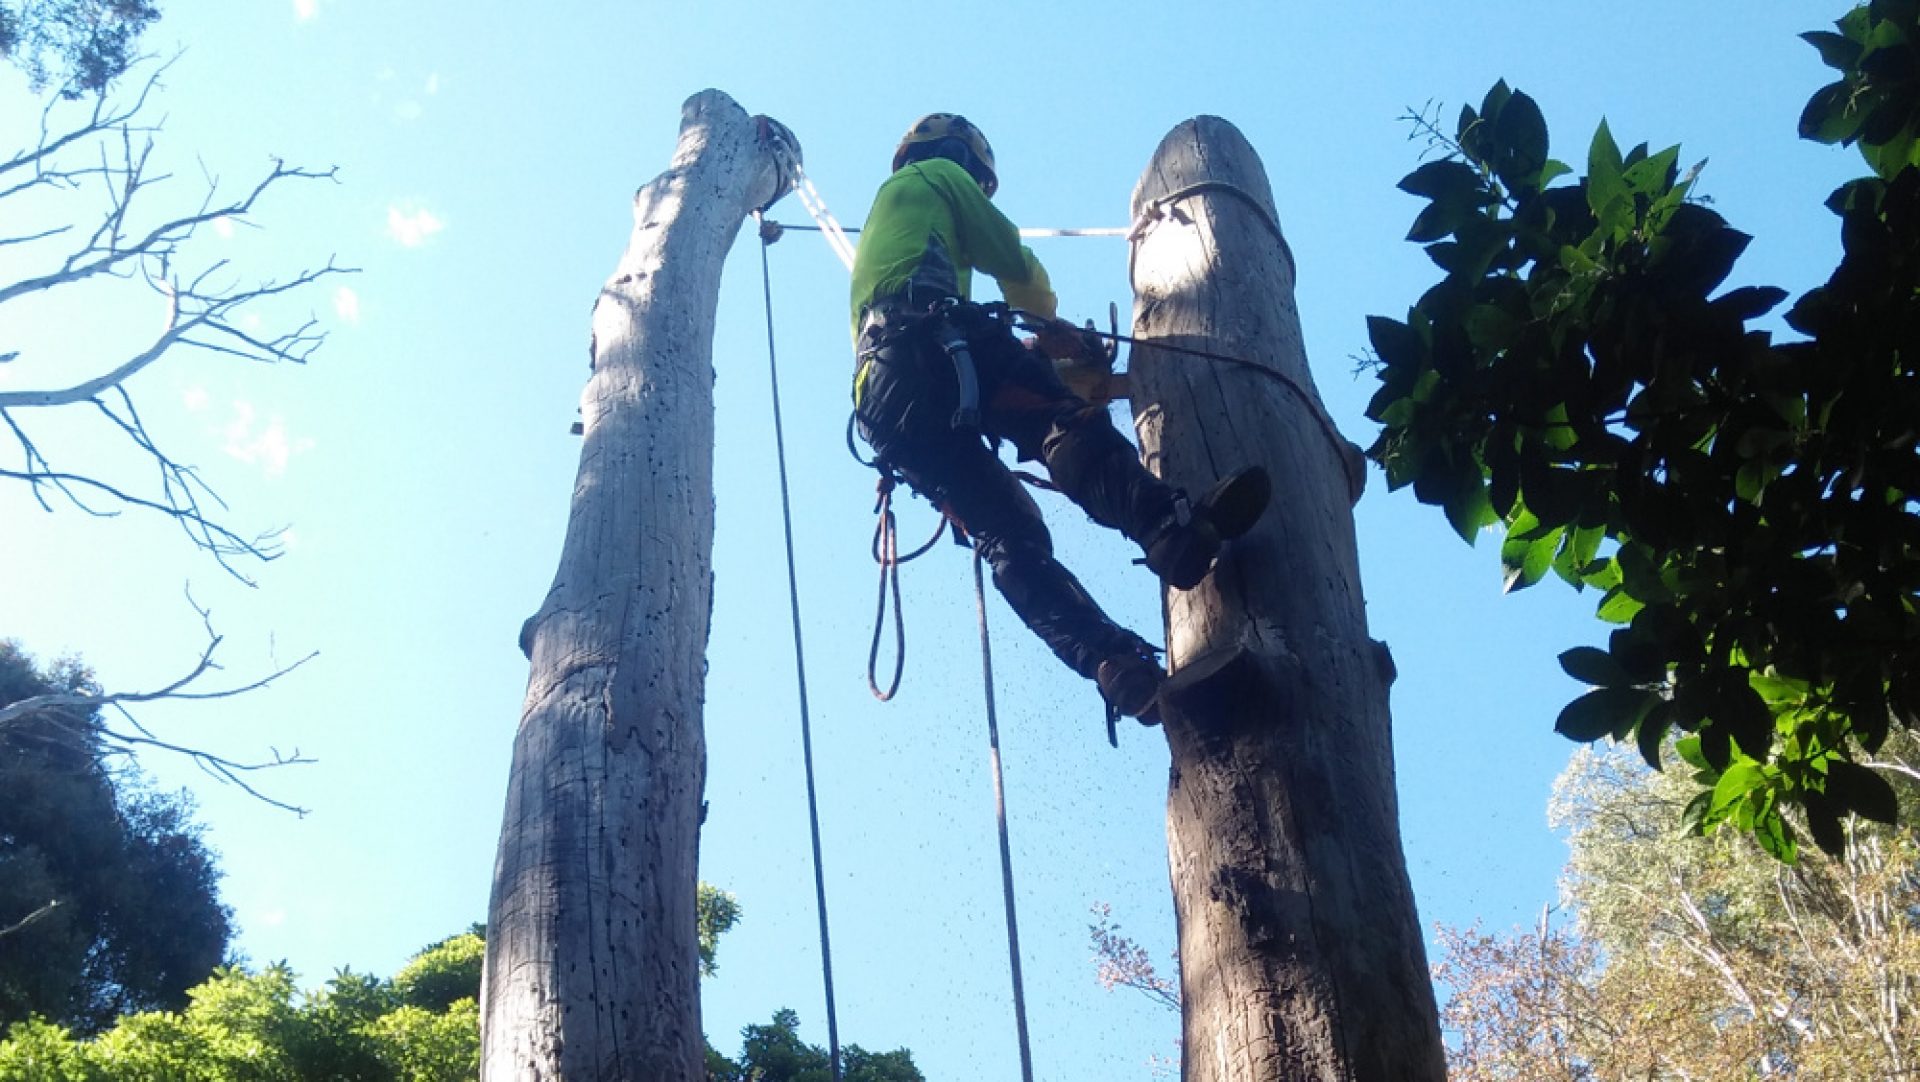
{"left": 1033, "top": 318, "right": 1103, "bottom": 363}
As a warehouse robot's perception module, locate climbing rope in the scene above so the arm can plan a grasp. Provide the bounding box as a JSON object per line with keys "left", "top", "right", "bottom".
{"left": 765, "top": 220, "right": 1130, "bottom": 240}
{"left": 754, "top": 212, "right": 845, "bottom": 1082}
{"left": 866, "top": 475, "right": 947, "bottom": 701}
{"left": 973, "top": 548, "right": 1035, "bottom": 1082}
{"left": 761, "top": 127, "right": 858, "bottom": 269}
{"left": 758, "top": 188, "right": 1043, "bottom": 1080}
{"left": 1127, "top": 179, "right": 1295, "bottom": 268}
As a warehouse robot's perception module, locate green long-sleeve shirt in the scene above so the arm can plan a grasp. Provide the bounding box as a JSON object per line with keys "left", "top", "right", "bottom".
{"left": 848, "top": 157, "right": 1058, "bottom": 341}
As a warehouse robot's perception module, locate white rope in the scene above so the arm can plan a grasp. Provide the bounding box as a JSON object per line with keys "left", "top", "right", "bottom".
{"left": 1020, "top": 227, "right": 1127, "bottom": 237}
{"left": 763, "top": 128, "right": 857, "bottom": 270}
{"left": 792, "top": 167, "right": 858, "bottom": 269}
{"left": 767, "top": 221, "right": 1129, "bottom": 247}
{"left": 760, "top": 131, "right": 1124, "bottom": 271}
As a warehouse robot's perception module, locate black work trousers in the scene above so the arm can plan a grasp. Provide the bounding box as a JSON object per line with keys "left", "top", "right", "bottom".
{"left": 854, "top": 302, "right": 1177, "bottom": 679}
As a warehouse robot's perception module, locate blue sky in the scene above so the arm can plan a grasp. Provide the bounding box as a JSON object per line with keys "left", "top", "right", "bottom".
{"left": 0, "top": 2, "right": 1865, "bottom": 1077}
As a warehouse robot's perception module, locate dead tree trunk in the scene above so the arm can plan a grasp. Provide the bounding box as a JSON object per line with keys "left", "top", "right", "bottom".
{"left": 1129, "top": 117, "right": 1447, "bottom": 1082}
{"left": 481, "top": 90, "right": 786, "bottom": 1082}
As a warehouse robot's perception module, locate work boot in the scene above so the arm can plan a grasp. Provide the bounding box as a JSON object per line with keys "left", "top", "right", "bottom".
{"left": 1096, "top": 650, "right": 1166, "bottom": 725}
{"left": 1142, "top": 466, "right": 1272, "bottom": 590}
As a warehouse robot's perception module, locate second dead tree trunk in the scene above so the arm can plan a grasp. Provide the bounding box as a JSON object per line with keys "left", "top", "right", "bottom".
{"left": 480, "top": 90, "right": 786, "bottom": 1082}
{"left": 1129, "top": 117, "right": 1448, "bottom": 1082}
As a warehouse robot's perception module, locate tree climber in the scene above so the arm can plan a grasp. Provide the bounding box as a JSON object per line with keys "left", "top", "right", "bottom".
{"left": 850, "top": 113, "right": 1271, "bottom": 722}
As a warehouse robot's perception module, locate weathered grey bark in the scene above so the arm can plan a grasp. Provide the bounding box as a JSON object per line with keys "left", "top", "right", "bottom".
{"left": 481, "top": 90, "right": 786, "bottom": 1082}
{"left": 1128, "top": 118, "right": 1447, "bottom": 1082}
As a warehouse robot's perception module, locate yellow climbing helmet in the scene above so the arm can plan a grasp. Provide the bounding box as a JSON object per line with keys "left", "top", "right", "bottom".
{"left": 892, "top": 113, "right": 998, "bottom": 197}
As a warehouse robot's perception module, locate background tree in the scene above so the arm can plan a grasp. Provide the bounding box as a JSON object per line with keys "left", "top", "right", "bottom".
{"left": 704, "top": 1009, "right": 923, "bottom": 1082}
{"left": 0, "top": 895, "right": 916, "bottom": 1082}
{"left": 1435, "top": 734, "right": 1920, "bottom": 1080}
{"left": 0, "top": 952, "right": 482, "bottom": 1081}
{"left": 0, "top": 640, "right": 231, "bottom": 1035}
{"left": 1364, "top": 1, "right": 1920, "bottom": 856}
{"left": 0, "top": 0, "right": 158, "bottom": 96}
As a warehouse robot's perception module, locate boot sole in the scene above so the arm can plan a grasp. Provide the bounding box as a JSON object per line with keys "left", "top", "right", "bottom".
{"left": 1201, "top": 466, "right": 1271, "bottom": 541}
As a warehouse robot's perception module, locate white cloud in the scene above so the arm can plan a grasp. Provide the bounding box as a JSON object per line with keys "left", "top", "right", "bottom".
{"left": 182, "top": 387, "right": 209, "bottom": 412}
{"left": 425, "top": 73, "right": 440, "bottom": 95}
{"left": 221, "top": 401, "right": 314, "bottom": 479}
{"left": 257, "top": 907, "right": 288, "bottom": 928}
{"left": 212, "top": 216, "right": 234, "bottom": 239}
{"left": 333, "top": 285, "right": 361, "bottom": 324}
{"left": 386, "top": 202, "right": 445, "bottom": 247}
{"left": 393, "top": 100, "right": 423, "bottom": 122}
{"left": 292, "top": 0, "right": 317, "bottom": 22}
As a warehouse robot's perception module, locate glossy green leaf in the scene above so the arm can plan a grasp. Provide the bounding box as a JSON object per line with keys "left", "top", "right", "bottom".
{"left": 1802, "top": 787, "right": 1847, "bottom": 855}
{"left": 1586, "top": 120, "right": 1628, "bottom": 229}
{"left": 1635, "top": 702, "right": 1672, "bottom": 770}
{"left": 1675, "top": 734, "right": 1710, "bottom": 771}
{"left": 1708, "top": 760, "right": 1765, "bottom": 819}
{"left": 1799, "top": 80, "right": 1864, "bottom": 144}
{"left": 1581, "top": 557, "right": 1623, "bottom": 592}
{"left": 1621, "top": 145, "right": 1680, "bottom": 195}
{"left": 1802, "top": 29, "right": 1865, "bottom": 71}
{"left": 1749, "top": 669, "right": 1812, "bottom": 707}
{"left": 1366, "top": 315, "right": 1421, "bottom": 369}
{"left": 1596, "top": 584, "right": 1644, "bottom": 624}
{"left": 1555, "top": 686, "right": 1653, "bottom": 742}
{"left": 1559, "top": 645, "right": 1633, "bottom": 687}
{"left": 1680, "top": 789, "right": 1714, "bottom": 835}
{"left": 1753, "top": 806, "right": 1798, "bottom": 864}
{"left": 1443, "top": 470, "right": 1495, "bottom": 543}
{"left": 1399, "top": 159, "right": 1484, "bottom": 200}
{"left": 1407, "top": 202, "right": 1458, "bottom": 243}
{"left": 1492, "top": 88, "right": 1550, "bottom": 193}
{"left": 1827, "top": 760, "right": 1900, "bottom": 824}
{"left": 1719, "top": 676, "right": 1779, "bottom": 761}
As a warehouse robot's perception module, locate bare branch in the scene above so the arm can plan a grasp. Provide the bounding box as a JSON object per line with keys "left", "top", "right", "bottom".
{"left": 0, "top": 900, "right": 62, "bottom": 940}
{"left": 0, "top": 461, "right": 282, "bottom": 579}
{"left": 0, "top": 284, "right": 188, "bottom": 408}
{"left": 102, "top": 709, "right": 313, "bottom": 816}
{"left": 1865, "top": 759, "right": 1920, "bottom": 785}
{"left": 0, "top": 60, "right": 354, "bottom": 571}
{"left": 0, "top": 156, "right": 340, "bottom": 306}
{"left": 0, "top": 224, "right": 75, "bottom": 248}
{"left": 0, "top": 59, "right": 165, "bottom": 181}
{"left": 0, "top": 595, "right": 318, "bottom": 814}
{"left": 0, "top": 632, "right": 312, "bottom": 731}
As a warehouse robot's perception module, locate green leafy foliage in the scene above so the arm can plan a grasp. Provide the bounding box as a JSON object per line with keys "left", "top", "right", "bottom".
{"left": 0, "top": 894, "right": 924, "bottom": 1081}
{"left": 705, "top": 1009, "right": 924, "bottom": 1082}
{"left": 391, "top": 930, "right": 483, "bottom": 1014}
{"left": 1366, "top": 5, "right": 1920, "bottom": 859}
{"left": 696, "top": 884, "right": 741, "bottom": 979}
{"left": 0, "top": 0, "right": 160, "bottom": 96}
{"left": 0, "top": 642, "right": 231, "bottom": 1034}
{"left": 0, "top": 949, "right": 479, "bottom": 1081}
